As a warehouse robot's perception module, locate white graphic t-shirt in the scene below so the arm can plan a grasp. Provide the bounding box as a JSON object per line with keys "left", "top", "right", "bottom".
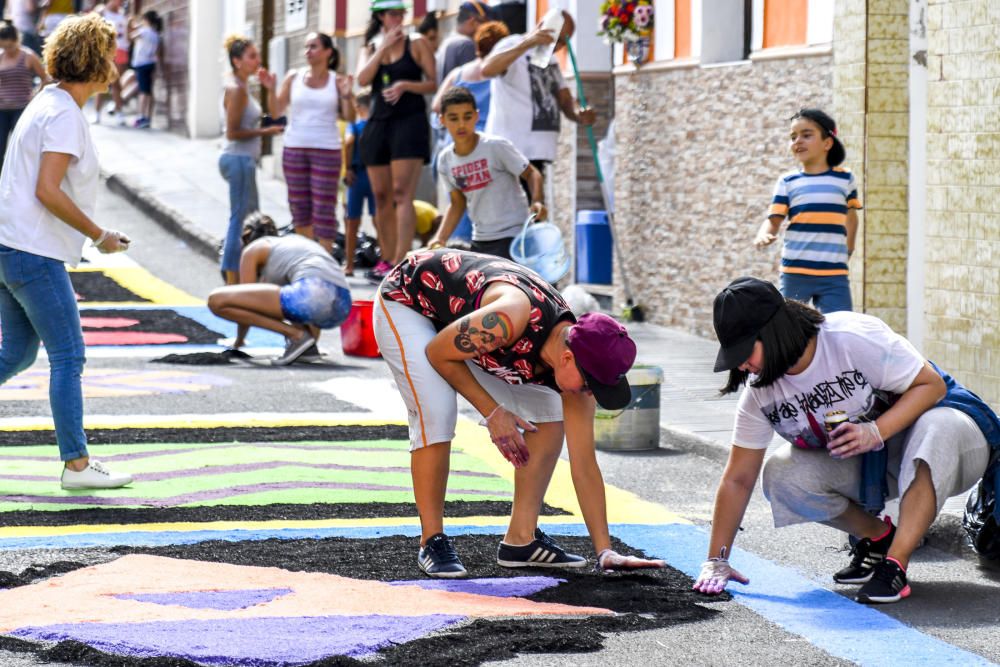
{"left": 484, "top": 34, "right": 567, "bottom": 162}
{"left": 732, "top": 311, "right": 925, "bottom": 450}
{"left": 437, "top": 134, "right": 530, "bottom": 241}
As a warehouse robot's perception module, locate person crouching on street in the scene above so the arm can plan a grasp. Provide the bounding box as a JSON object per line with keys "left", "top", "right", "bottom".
{"left": 427, "top": 86, "right": 544, "bottom": 260}
{"left": 0, "top": 13, "right": 133, "bottom": 490}
{"left": 373, "top": 248, "right": 665, "bottom": 578}
{"left": 207, "top": 213, "right": 352, "bottom": 366}
{"left": 696, "top": 277, "right": 999, "bottom": 603}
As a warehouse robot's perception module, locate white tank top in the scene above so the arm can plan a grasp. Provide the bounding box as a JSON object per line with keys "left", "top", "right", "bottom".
{"left": 282, "top": 68, "right": 341, "bottom": 150}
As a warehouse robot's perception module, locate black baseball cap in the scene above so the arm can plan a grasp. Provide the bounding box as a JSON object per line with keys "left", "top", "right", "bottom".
{"left": 792, "top": 108, "right": 845, "bottom": 167}
{"left": 712, "top": 277, "right": 784, "bottom": 372}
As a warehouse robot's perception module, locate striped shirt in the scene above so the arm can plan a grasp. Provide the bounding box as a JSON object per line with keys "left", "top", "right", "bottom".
{"left": 0, "top": 50, "right": 35, "bottom": 110}
{"left": 769, "top": 168, "right": 862, "bottom": 276}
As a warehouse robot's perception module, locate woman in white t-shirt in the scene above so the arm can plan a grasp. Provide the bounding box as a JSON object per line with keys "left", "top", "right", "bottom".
{"left": 260, "top": 32, "right": 355, "bottom": 254}
{"left": 0, "top": 14, "right": 132, "bottom": 490}
{"left": 696, "top": 277, "right": 992, "bottom": 604}
{"left": 93, "top": 0, "right": 130, "bottom": 123}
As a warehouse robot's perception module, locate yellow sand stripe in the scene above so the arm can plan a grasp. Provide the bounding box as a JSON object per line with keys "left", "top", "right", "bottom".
{"left": 451, "top": 421, "right": 687, "bottom": 526}
{"left": 70, "top": 266, "right": 202, "bottom": 306}
{"left": 0, "top": 515, "right": 582, "bottom": 538}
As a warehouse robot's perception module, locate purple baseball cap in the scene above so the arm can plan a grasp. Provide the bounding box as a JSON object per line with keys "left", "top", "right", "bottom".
{"left": 566, "top": 313, "right": 637, "bottom": 410}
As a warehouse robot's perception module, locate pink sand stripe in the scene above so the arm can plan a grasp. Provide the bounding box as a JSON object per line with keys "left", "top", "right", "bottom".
{"left": 1, "top": 481, "right": 510, "bottom": 507}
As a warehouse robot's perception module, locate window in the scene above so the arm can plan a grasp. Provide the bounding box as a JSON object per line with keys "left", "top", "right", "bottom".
{"left": 700, "top": 0, "right": 752, "bottom": 64}
{"left": 285, "top": 0, "right": 307, "bottom": 33}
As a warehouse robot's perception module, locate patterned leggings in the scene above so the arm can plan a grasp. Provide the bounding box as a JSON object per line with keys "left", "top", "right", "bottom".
{"left": 282, "top": 146, "right": 341, "bottom": 240}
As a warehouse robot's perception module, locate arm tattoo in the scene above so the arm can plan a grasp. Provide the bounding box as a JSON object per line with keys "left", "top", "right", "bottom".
{"left": 455, "top": 311, "right": 514, "bottom": 355}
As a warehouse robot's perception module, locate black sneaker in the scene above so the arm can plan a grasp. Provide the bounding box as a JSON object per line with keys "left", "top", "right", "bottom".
{"left": 833, "top": 517, "right": 895, "bottom": 584}
{"left": 417, "top": 533, "right": 468, "bottom": 579}
{"left": 497, "top": 528, "right": 588, "bottom": 569}
{"left": 856, "top": 558, "right": 911, "bottom": 604}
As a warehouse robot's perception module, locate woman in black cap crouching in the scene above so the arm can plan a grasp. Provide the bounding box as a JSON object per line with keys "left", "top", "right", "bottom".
{"left": 696, "top": 276, "right": 999, "bottom": 604}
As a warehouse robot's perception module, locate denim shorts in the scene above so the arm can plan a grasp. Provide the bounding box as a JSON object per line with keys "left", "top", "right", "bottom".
{"left": 279, "top": 278, "right": 352, "bottom": 329}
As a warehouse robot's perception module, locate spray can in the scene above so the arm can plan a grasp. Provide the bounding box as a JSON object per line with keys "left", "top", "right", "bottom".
{"left": 824, "top": 410, "right": 848, "bottom": 433}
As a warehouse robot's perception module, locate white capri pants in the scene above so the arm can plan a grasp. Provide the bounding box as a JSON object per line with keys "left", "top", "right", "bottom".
{"left": 373, "top": 296, "right": 564, "bottom": 451}
{"left": 761, "top": 407, "right": 990, "bottom": 528}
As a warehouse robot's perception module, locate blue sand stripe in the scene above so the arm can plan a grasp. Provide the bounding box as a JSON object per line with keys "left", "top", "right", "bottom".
{"left": 610, "top": 524, "right": 995, "bottom": 667}
{"left": 1, "top": 523, "right": 991, "bottom": 666}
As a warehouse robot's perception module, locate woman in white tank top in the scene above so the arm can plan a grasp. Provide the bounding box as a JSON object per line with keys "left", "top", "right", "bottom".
{"left": 260, "top": 32, "right": 355, "bottom": 253}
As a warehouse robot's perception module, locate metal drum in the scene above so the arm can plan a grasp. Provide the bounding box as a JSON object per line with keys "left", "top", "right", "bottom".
{"left": 594, "top": 365, "right": 663, "bottom": 451}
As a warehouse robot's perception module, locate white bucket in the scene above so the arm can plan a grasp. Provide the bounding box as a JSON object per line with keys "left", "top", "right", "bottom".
{"left": 594, "top": 365, "right": 663, "bottom": 451}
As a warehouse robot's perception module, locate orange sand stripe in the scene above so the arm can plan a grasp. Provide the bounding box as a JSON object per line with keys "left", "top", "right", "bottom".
{"left": 0, "top": 554, "right": 610, "bottom": 632}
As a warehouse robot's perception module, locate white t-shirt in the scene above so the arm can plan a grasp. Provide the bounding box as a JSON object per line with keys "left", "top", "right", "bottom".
{"left": 437, "top": 134, "right": 530, "bottom": 241}
{"left": 484, "top": 34, "right": 567, "bottom": 162}
{"left": 0, "top": 85, "right": 99, "bottom": 267}
{"left": 101, "top": 8, "right": 130, "bottom": 52}
{"left": 732, "top": 311, "right": 925, "bottom": 450}
{"left": 131, "top": 26, "right": 159, "bottom": 67}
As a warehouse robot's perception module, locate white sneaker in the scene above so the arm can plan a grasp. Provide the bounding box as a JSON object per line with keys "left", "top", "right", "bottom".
{"left": 61, "top": 460, "right": 133, "bottom": 490}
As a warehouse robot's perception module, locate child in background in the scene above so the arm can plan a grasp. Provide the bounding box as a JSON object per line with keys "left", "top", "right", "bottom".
{"left": 754, "top": 108, "right": 861, "bottom": 313}
{"left": 130, "top": 10, "right": 162, "bottom": 129}
{"left": 342, "top": 91, "right": 374, "bottom": 276}
{"left": 429, "top": 86, "right": 544, "bottom": 260}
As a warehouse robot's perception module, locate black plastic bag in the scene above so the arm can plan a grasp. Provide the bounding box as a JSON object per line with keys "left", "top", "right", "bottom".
{"left": 354, "top": 233, "right": 380, "bottom": 269}
{"left": 963, "top": 475, "right": 1000, "bottom": 560}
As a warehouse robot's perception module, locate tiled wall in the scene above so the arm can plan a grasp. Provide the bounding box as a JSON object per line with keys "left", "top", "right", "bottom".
{"left": 922, "top": 0, "right": 1000, "bottom": 404}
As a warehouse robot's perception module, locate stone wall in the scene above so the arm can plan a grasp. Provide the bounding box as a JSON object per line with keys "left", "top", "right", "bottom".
{"left": 922, "top": 0, "right": 1000, "bottom": 404}
{"left": 611, "top": 56, "right": 833, "bottom": 337}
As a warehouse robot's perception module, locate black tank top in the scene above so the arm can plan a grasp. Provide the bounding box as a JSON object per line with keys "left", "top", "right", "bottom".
{"left": 380, "top": 249, "right": 575, "bottom": 391}
{"left": 370, "top": 36, "right": 427, "bottom": 120}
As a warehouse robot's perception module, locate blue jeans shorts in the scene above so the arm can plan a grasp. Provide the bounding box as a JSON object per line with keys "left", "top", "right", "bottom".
{"left": 279, "top": 279, "right": 352, "bottom": 329}
{"left": 345, "top": 168, "right": 375, "bottom": 219}
{"left": 779, "top": 272, "right": 853, "bottom": 313}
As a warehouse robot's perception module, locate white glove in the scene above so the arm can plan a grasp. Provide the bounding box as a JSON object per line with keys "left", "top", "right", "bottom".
{"left": 827, "top": 421, "right": 884, "bottom": 459}
{"left": 94, "top": 229, "right": 131, "bottom": 254}
{"left": 692, "top": 547, "right": 749, "bottom": 595}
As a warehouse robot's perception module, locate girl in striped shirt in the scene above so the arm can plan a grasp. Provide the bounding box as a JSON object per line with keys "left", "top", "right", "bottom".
{"left": 754, "top": 108, "right": 861, "bottom": 313}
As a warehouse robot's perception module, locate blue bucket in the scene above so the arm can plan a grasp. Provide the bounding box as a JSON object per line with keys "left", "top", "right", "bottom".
{"left": 509, "top": 215, "right": 571, "bottom": 284}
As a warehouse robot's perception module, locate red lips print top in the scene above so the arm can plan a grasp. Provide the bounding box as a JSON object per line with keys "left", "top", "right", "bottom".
{"left": 380, "top": 249, "right": 575, "bottom": 390}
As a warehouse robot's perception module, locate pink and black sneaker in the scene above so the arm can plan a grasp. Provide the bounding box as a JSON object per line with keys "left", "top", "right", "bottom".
{"left": 833, "top": 516, "right": 895, "bottom": 584}
{"left": 856, "top": 557, "right": 910, "bottom": 604}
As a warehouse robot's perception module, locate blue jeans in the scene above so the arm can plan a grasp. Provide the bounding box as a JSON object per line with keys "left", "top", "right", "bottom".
{"left": 219, "top": 153, "right": 259, "bottom": 273}
{"left": 780, "top": 272, "right": 853, "bottom": 313}
{"left": 0, "top": 245, "right": 88, "bottom": 461}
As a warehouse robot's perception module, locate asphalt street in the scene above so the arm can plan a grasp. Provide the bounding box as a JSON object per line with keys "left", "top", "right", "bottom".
{"left": 0, "top": 185, "right": 997, "bottom": 666}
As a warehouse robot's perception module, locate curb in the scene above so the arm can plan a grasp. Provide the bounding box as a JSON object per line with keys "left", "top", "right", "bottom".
{"left": 103, "top": 170, "right": 220, "bottom": 263}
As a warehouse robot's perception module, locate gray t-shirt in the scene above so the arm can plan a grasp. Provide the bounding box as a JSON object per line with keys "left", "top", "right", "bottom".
{"left": 436, "top": 34, "right": 476, "bottom": 84}
{"left": 437, "top": 133, "right": 530, "bottom": 241}
{"left": 259, "top": 235, "right": 348, "bottom": 288}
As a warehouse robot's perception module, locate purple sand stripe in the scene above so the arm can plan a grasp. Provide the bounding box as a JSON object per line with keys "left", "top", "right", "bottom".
{"left": 115, "top": 588, "right": 293, "bottom": 611}
{"left": 11, "top": 614, "right": 466, "bottom": 664}
{"left": 1, "top": 482, "right": 510, "bottom": 507}
{"left": 389, "top": 576, "right": 563, "bottom": 598}
{"left": 0, "top": 474, "right": 50, "bottom": 482}
{"left": 0, "top": 443, "right": 410, "bottom": 464}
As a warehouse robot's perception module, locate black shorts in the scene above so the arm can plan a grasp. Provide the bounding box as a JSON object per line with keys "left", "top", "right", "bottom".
{"left": 470, "top": 236, "right": 515, "bottom": 261}
{"left": 360, "top": 114, "right": 431, "bottom": 166}
{"left": 134, "top": 63, "right": 156, "bottom": 94}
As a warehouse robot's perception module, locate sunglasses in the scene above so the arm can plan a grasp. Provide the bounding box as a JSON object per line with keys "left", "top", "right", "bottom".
{"left": 385, "top": 9, "right": 406, "bottom": 18}
{"left": 574, "top": 360, "right": 590, "bottom": 391}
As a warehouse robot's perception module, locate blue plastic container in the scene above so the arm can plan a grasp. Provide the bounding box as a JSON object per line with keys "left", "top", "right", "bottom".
{"left": 575, "top": 210, "right": 612, "bottom": 284}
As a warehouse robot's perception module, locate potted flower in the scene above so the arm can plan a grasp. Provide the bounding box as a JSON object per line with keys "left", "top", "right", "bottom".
{"left": 598, "top": 0, "right": 655, "bottom": 65}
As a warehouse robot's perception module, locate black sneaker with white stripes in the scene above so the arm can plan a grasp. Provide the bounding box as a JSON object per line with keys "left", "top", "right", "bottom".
{"left": 417, "top": 533, "right": 468, "bottom": 579}
{"left": 856, "top": 558, "right": 911, "bottom": 604}
{"left": 496, "top": 528, "right": 588, "bottom": 569}
{"left": 833, "top": 517, "right": 895, "bottom": 584}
